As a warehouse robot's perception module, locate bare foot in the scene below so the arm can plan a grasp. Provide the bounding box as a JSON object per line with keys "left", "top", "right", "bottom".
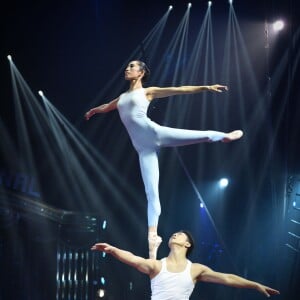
{"left": 222, "top": 130, "right": 243, "bottom": 143}
{"left": 148, "top": 235, "right": 162, "bottom": 259}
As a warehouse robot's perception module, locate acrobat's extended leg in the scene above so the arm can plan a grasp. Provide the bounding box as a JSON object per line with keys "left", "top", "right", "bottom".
{"left": 138, "top": 150, "right": 162, "bottom": 259}
{"left": 153, "top": 125, "right": 243, "bottom": 147}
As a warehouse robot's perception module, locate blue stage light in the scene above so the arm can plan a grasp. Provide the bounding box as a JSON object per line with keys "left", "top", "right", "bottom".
{"left": 102, "top": 220, "right": 107, "bottom": 230}
{"left": 219, "top": 178, "right": 228, "bottom": 188}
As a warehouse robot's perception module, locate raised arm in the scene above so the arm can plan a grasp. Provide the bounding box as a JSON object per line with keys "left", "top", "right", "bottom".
{"left": 194, "top": 264, "right": 280, "bottom": 297}
{"left": 85, "top": 97, "right": 119, "bottom": 120}
{"left": 91, "top": 243, "right": 156, "bottom": 275}
{"left": 145, "top": 84, "right": 228, "bottom": 101}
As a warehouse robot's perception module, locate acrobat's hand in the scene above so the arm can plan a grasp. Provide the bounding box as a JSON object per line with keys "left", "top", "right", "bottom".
{"left": 85, "top": 107, "right": 98, "bottom": 120}
{"left": 91, "top": 242, "right": 114, "bottom": 254}
{"left": 256, "top": 284, "right": 280, "bottom": 297}
{"left": 209, "top": 84, "right": 228, "bottom": 93}
{"left": 85, "top": 104, "right": 109, "bottom": 120}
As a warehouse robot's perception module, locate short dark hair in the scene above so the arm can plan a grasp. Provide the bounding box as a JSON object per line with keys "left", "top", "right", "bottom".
{"left": 179, "top": 230, "right": 195, "bottom": 257}
{"left": 136, "top": 60, "right": 150, "bottom": 83}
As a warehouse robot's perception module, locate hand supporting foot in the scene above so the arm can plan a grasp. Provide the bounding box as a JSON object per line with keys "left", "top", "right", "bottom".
{"left": 148, "top": 234, "right": 162, "bottom": 260}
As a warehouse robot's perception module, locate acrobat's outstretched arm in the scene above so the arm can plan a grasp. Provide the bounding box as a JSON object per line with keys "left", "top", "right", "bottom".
{"left": 85, "top": 97, "right": 119, "bottom": 120}
{"left": 146, "top": 84, "right": 228, "bottom": 100}
{"left": 91, "top": 242, "right": 156, "bottom": 275}
{"left": 195, "top": 264, "right": 280, "bottom": 297}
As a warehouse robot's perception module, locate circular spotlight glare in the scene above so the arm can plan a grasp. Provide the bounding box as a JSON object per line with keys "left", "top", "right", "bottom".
{"left": 200, "top": 202, "right": 204, "bottom": 208}
{"left": 7, "top": 55, "right": 12, "bottom": 61}
{"left": 273, "top": 20, "right": 284, "bottom": 31}
{"left": 97, "top": 289, "right": 105, "bottom": 298}
{"left": 38, "top": 90, "right": 44, "bottom": 97}
{"left": 208, "top": 1, "right": 212, "bottom": 7}
{"left": 168, "top": 5, "right": 173, "bottom": 10}
{"left": 188, "top": 3, "right": 192, "bottom": 8}
{"left": 219, "top": 178, "right": 229, "bottom": 188}
{"left": 229, "top": 0, "right": 233, "bottom": 4}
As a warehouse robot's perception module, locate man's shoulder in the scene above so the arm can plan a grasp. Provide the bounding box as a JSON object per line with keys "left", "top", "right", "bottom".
{"left": 190, "top": 262, "right": 210, "bottom": 280}
{"left": 149, "top": 258, "right": 164, "bottom": 279}
{"left": 191, "top": 262, "right": 209, "bottom": 272}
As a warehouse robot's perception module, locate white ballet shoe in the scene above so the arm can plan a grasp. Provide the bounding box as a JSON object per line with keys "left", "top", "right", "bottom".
{"left": 222, "top": 130, "right": 243, "bottom": 143}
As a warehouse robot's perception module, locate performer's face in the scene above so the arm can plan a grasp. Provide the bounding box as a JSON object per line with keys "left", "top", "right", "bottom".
{"left": 169, "top": 232, "right": 191, "bottom": 248}
{"left": 124, "top": 61, "right": 144, "bottom": 81}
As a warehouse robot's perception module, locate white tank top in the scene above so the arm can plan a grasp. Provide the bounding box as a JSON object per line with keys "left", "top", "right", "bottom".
{"left": 151, "top": 258, "right": 195, "bottom": 300}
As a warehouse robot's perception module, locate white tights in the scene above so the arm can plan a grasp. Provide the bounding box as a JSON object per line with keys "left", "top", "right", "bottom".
{"left": 137, "top": 126, "right": 226, "bottom": 227}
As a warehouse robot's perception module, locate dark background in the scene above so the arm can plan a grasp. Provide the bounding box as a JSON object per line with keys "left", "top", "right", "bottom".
{"left": 1, "top": 0, "right": 299, "bottom": 299}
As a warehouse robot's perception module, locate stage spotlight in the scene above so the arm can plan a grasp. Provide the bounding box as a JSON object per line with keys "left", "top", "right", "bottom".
{"left": 229, "top": 0, "right": 233, "bottom": 4}
{"left": 208, "top": 1, "right": 212, "bottom": 7}
{"left": 38, "top": 90, "right": 44, "bottom": 97}
{"left": 219, "top": 178, "right": 228, "bottom": 188}
{"left": 273, "top": 20, "right": 284, "bottom": 31}
{"left": 168, "top": 5, "right": 173, "bottom": 10}
{"left": 102, "top": 220, "right": 107, "bottom": 230}
{"left": 188, "top": 3, "right": 192, "bottom": 8}
{"left": 7, "top": 55, "right": 12, "bottom": 61}
{"left": 97, "top": 289, "right": 106, "bottom": 298}
{"left": 200, "top": 202, "right": 204, "bottom": 208}
{"left": 293, "top": 201, "right": 296, "bottom": 207}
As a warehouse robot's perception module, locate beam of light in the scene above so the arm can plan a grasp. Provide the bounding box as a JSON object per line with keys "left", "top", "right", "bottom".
{"left": 219, "top": 178, "right": 229, "bottom": 188}
{"left": 6, "top": 61, "right": 147, "bottom": 245}
{"left": 7, "top": 55, "right": 12, "bottom": 61}
{"left": 174, "top": 148, "right": 238, "bottom": 273}
{"left": 273, "top": 20, "right": 284, "bottom": 32}
{"left": 38, "top": 90, "right": 44, "bottom": 97}
{"left": 153, "top": 0, "right": 191, "bottom": 125}
{"left": 229, "top": 0, "right": 233, "bottom": 4}
{"left": 186, "top": 4, "right": 217, "bottom": 177}
{"left": 202, "top": 3, "right": 217, "bottom": 134}
{"left": 220, "top": 4, "right": 293, "bottom": 246}
{"left": 82, "top": 5, "right": 172, "bottom": 121}
{"left": 188, "top": 3, "right": 192, "bottom": 8}
{"left": 208, "top": 1, "right": 212, "bottom": 7}
{"left": 8, "top": 57, "right": 42, "bottom": 180}
{"left": 221, "top": 3, "right": 273, "bottom": 199}
{"left": 40, "top": 94, "right": 143, "bottom": 217}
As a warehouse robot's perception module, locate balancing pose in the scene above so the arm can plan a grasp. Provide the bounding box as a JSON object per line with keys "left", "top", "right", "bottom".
{"left": 85, "top": 60, "right": 243, "bottom": 259}
{"left": 91, "top": 231, "right": 280, "bottom": 299}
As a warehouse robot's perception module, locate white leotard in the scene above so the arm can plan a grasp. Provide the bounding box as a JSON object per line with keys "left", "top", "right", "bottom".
{"left": 117, "top": 88, "right": 226, "bottom": 226}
